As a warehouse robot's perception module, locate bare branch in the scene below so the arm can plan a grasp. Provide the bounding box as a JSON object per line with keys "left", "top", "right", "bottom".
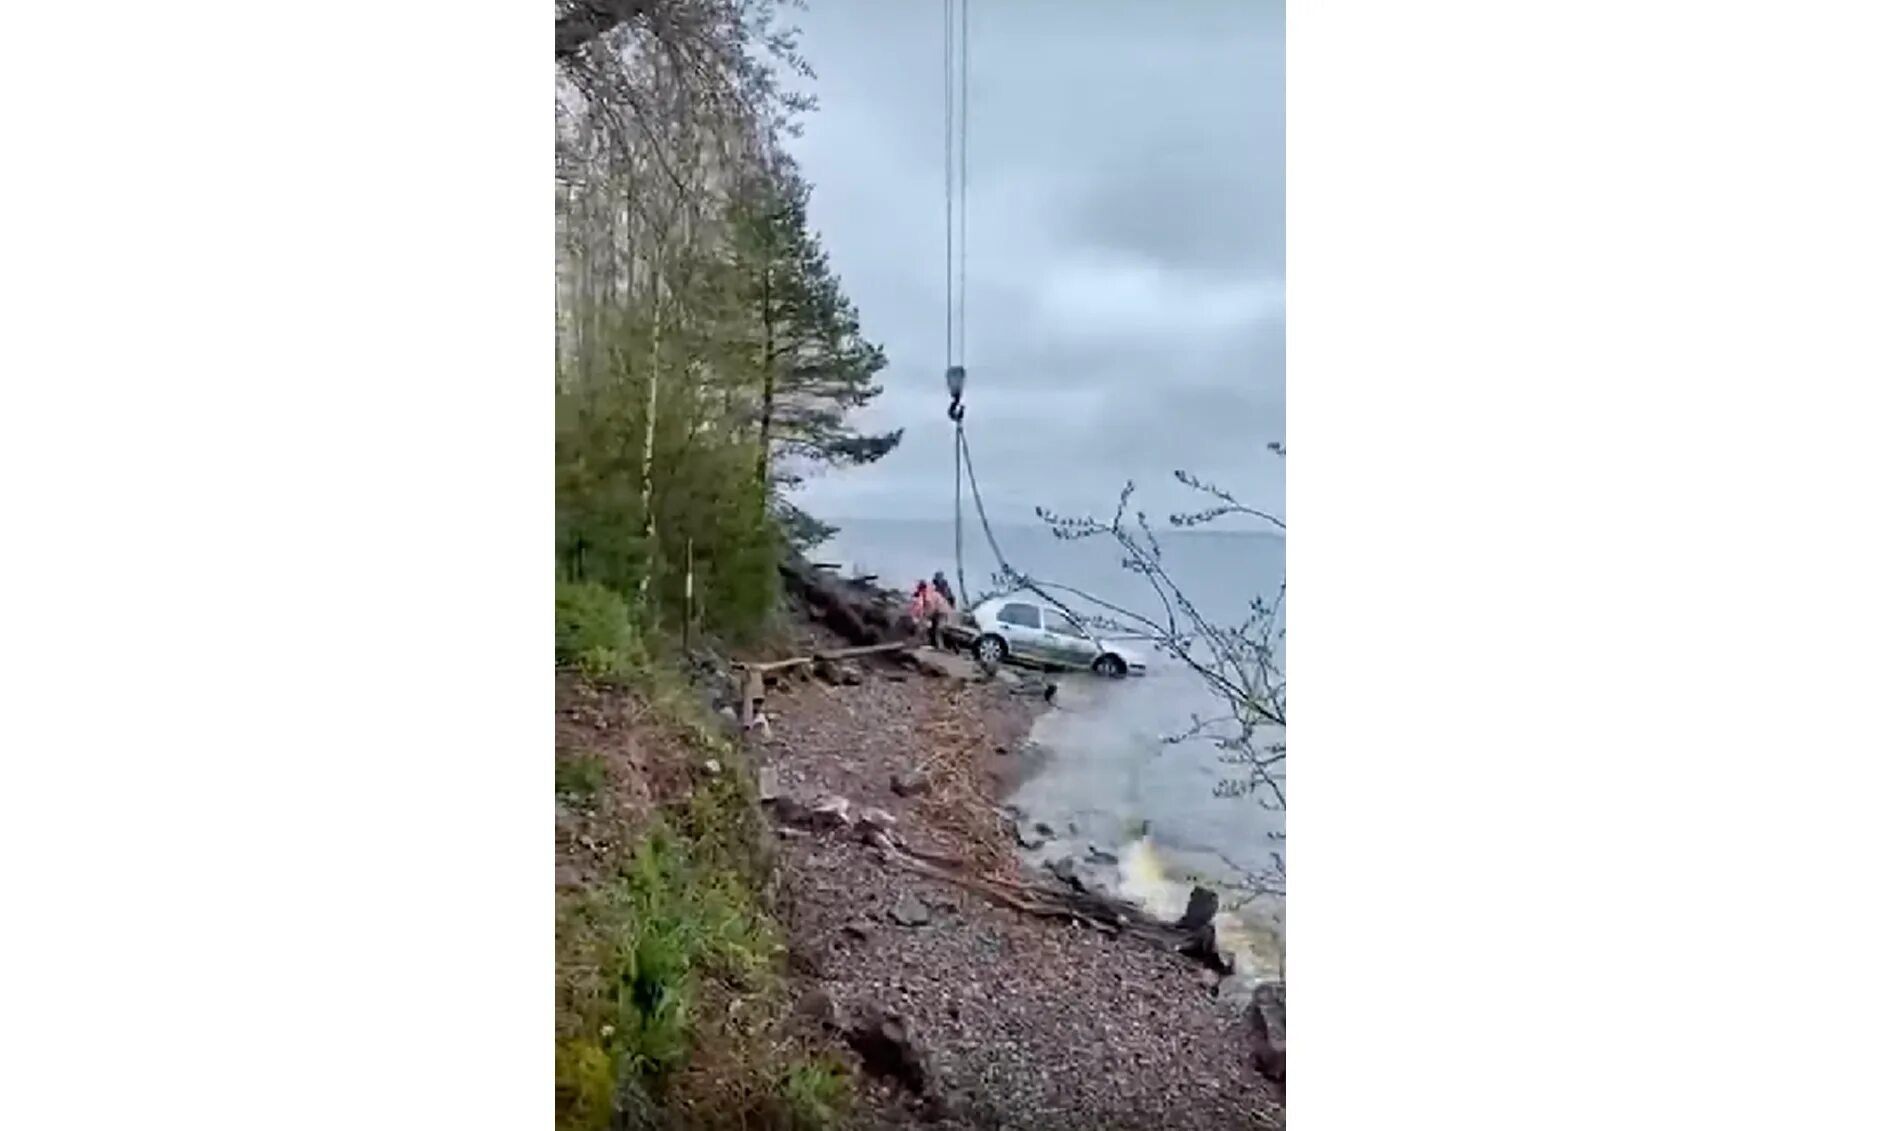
{"left": 1032, "top": 459, "right": 1288, "bottom": 850}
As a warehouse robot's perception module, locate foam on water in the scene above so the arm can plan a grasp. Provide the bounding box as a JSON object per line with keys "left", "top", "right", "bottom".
{"left": 1116, "top": 836, "right": 1284, "bottom": 989}
{"left": 1012, "top": 666, "right": 1285, "bottom": 996}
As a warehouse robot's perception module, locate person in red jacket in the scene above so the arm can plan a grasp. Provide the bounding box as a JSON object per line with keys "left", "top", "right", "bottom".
{"left": 908, "top": 580, "right": 948, "bottom": 648}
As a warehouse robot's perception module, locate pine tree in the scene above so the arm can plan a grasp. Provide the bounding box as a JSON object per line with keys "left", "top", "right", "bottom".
{"left": 728, "top": 160, "right": 901, "bottom": 492}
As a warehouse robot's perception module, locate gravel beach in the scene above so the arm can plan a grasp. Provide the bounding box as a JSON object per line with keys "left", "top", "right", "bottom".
{"left": 751, "top": 644, "right": 1283, "bottom": 1129}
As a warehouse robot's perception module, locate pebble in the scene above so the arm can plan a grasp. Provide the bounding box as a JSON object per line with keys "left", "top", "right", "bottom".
{"left": 889, "top": 892, "right": 931, "bottom": 927}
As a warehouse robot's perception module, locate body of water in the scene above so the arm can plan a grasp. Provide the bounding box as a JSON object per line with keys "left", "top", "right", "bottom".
{"left": 815, "top": 516, "right": 1286, "bottom": 986}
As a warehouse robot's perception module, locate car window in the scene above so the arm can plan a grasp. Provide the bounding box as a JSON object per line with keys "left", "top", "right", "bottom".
{"left": 996, "top": 602, "right": 1040, "bottom": 629}
{"left": 1042, "top": 609, "right": 1082, "bottom": 636}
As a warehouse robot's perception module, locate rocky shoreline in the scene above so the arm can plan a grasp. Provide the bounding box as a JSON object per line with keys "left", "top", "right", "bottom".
{"left": 738, "top": 627, "right": 1284, "bottom": 1129}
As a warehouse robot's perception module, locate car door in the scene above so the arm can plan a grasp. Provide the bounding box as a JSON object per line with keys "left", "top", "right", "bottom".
{"left": 1039, "top": 606, "right": 1098, "bottom": 668}
{"left": 993, "top": 601, "right": 1048, "bottom": 663}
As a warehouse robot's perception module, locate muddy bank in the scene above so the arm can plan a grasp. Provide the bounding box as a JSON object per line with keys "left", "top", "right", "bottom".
{"left": 748, "top": 639, "right": 1283, "bottom": 1129}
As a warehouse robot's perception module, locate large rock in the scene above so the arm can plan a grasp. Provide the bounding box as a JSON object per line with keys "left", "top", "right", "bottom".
{"left": 911, "top": 649, "right": 980, "bottom": 682}
{"left": 807, "top": 795, "right": 852, "bottom": 829}
{"left": 888, "top": 892, "right": 931, "bottom": 926}
{"left": 890, "top": 767, "right": 932, "bottom": 797}
{"left": 1047, "top": 855, "right": 1087, "bottom": 892}
{"left": 714, "top": 704, "right": 742, "bottom": 737}
{"left": 797, "top": 987, "right": 840, "bottom": 1030}
{"left": 1177, "top": 886, "right": 1235, "bottom": 974}
{"left": 845, "top": 1005, "right": 931, "bottom": 1097}
{"left": 766, "top": 792, "right": 853, "bottom": 832}
{"left": 1248, "top": 980, "right": 1286, "bottom": 1085}
{"left": 856, "top": 806, "right": 898, "bottom": 844}
{"left": 1178, "top": 885, "right": 1219, "bottom": 931}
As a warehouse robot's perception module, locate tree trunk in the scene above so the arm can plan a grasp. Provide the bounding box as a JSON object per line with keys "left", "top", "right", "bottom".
{"left": 755, "top": 266, "right": 777, "bottom": 487}
{"left": 637, "top": 277, "right": 663, "bottom": 608}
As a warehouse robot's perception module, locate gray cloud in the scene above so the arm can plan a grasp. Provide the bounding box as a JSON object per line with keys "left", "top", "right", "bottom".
{"left": 784, "top": 0, "right": 1284, "bottom": 524}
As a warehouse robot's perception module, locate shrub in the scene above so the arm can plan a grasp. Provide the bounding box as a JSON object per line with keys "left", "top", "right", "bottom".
{"left": 555, "top": 579, "right": 638, "bottom": 672}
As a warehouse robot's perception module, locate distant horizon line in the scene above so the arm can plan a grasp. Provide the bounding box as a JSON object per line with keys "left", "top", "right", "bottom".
{"left": 814, "top": 514, "right": 1284, "bottom": 537}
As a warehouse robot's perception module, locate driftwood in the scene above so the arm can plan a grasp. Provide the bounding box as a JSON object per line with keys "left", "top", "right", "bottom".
{"left": 872, "top": 835, "right": 1216, "bottom": 957}
{"left": 742, "top": 640, "right": 915, "bottom": 674}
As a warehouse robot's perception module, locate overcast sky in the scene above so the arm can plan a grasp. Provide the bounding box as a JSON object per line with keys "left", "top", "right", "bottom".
{"left": 783, "top": 0, "right": 1284, "bottom": 526}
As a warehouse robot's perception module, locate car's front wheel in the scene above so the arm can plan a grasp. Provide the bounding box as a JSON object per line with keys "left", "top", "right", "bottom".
{"left": 974, "top": 634, "right": 1009, "bottom": 668}
{"left": 1093, "top": 654, "right": 1128, "bottom": 679}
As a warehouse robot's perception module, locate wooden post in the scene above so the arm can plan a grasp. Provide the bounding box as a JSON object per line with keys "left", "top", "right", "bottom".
{"left": 683, "top": 538, "right": 694, "bottom": 652}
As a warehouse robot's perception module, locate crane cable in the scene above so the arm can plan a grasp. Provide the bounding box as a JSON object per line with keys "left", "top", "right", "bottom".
{"left": 944, "top": 0, "right": 970, "bottom": 608}
{"left": 941, "top": 0, "right": 1096, "bottom": 637}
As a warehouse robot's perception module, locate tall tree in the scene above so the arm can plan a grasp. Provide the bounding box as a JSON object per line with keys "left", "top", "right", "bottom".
{"left": 728, "top": 163, "right": 901, "bottom": 490}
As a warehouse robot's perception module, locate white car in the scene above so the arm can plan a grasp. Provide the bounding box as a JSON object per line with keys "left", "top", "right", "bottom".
{"left": 965, "top": 595, "right": 1147, "bottom": 678}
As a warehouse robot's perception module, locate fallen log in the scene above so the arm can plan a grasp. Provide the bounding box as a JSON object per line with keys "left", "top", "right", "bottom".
{"left": 742, "top": 640, "right": 915, "bottom": 675}
{"left": 886, "top": 849, "right": 1121, "bottom": 933}
{"left": 879, "top": 840, "right": 1215, "bottom": 952}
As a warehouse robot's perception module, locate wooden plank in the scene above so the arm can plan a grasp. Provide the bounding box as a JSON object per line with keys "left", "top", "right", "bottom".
{"left": 740, "top": 640, "right": 916, "bottom": 675}
{"left": 738, "top": 667, "right": 766, "bottom": 727}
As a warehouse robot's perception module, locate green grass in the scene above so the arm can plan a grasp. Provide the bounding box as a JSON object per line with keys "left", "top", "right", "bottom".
{"left": 557, "top": 756, "right": 799, "bottom": 1129}
{"left": 553, "top": 1038, "right": 615, "bottom": 1131}
{"left": 779, "top": 1054, "right": 853, "bottom": 1130}
{"left": 556, "top": 752, "right": 607, "bottom": 803}
{"left": 555, "top": 603, "right": 853, "bottom": 1130}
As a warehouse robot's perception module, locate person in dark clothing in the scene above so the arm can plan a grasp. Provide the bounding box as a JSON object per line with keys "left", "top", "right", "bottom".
{"left": 929, "top": 572, "right": 957, "bottom": 649}
{"left": 931, "top": 571, "right": 956, "bottom": 611}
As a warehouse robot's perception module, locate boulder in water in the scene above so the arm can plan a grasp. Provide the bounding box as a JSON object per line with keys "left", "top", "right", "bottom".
{"left": 1048, "top": 855, "right": 1086, "bottom": 892}
{"left": 1178, "top": 885, "right": 1219, "bottom": 932}
{"left": 1177, "top": 886, "right": 1235, "bottom": 974}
